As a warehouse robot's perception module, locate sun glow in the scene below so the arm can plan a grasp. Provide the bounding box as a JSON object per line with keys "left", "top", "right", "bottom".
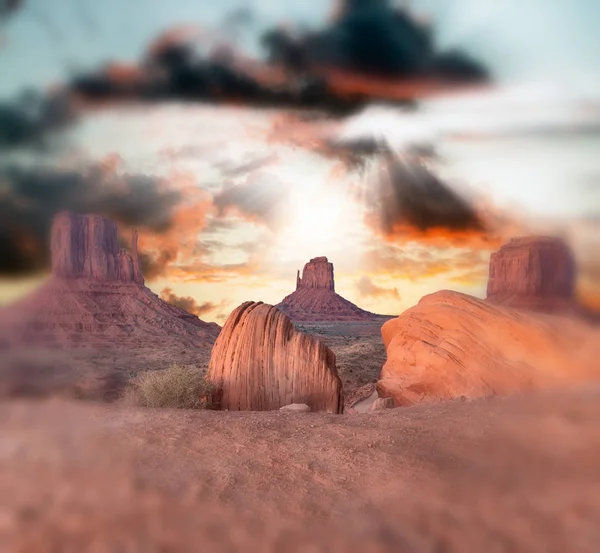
{"left": 274, "top": 180, "right": 365, "bottom": 264}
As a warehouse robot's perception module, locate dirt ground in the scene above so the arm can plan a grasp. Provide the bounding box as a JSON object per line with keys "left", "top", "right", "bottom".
{"left": 1, "top": 386, "right": 599, "bottom": 552}
{"left": 296, "top": 319, "right": 391, "bottom": 400}
{"left": 0, "top": 320, "right": 388, "bottom": 404}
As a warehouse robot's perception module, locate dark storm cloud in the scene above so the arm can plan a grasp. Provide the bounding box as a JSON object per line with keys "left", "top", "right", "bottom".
{"left": 159, "top": 287, "right": 217, "bottom": 317}
{"left": 377, "top": 152, "right": 485, "bottom": 234}
{"left": 0, "top": 164, "right": 180, "bottom": 276}
{"left": 0, "top": 91, "right": 76, "bottom": 150}
{"left": 0, "top": 0, "right": 22, "bottom": 20}
{"left": 262, "top": 0, "right": 487, "bottom": 81}
{"left": 0, "top": 0, "right": 487, "bottom": 151}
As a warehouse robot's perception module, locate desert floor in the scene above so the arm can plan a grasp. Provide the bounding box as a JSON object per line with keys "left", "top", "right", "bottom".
{"left": 0, "top": 320, "right": 390, "bottom": 406}
{"left": 1, "top": 386, "right": 599, "bottom": 552}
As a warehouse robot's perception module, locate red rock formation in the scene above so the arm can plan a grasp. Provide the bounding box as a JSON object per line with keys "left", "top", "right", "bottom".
{"left": 207, "top": 302, "right": 343, "bottom": 413}
{"left": 277, "top": 256, "right": 383, "bottom": 321}
{"left": 486, "top": 236, "right": 577, "bottom": 312}
{"left": 377, "top": 290, "right": 600, "bottom": 406}
{"left": 297, "top": 257, "right": 335, "bottom": 291}
{"left": 51, "top": 211, "right": 144, "bottom": 283}
{"left": 0, "top": 212, "right": 220, "bottom": 349}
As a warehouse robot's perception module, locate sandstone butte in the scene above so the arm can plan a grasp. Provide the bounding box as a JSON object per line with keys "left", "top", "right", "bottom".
{"left": 377, "top": 236, "right": 600, "bottom": 407}
{"left": 486, "top": 236, "right": 578, "bottom": 313}
{"left": 276, "top": 256, "right": 384, "bottom": 321}
{"left": 0, "top": 211, "right": 220, "bottom": 349}
{"left": 207, "top": 301, "right": 344, "bottom": 413}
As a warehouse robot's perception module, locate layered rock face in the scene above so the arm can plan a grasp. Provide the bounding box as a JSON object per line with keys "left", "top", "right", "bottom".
{"left": 377, "top": 290, "right": 600, "bottom": 406}
{"left": 277, "top": 256, "right": 382, "bottom": 321}
{"left": 0, "top": 212, "right": 220, "bottom": 350}
{"left": 296, "top": 257, "right": 335, "bottom": 291}
{"left": 207, "top": 302, "right": 343, "bottom": 413}
{"left": 486, "top": 236, "right": 576, "bottom": 311}
{"left": 51, "top": 211, "right": 144, "bottom": 283}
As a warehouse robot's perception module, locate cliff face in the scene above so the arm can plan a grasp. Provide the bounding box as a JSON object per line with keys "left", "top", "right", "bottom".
{"left": 0, "top": 211, "right": 220, "bottom": 349}
{"left": 277, "top": 256, "right": 382, "bottom": 321}
{"left": 377, "top": 290, "right": 600, "bottom": 407}
{"left": 486, "top": 237, "right": 576, "bottom": 311}
{"left": 207, "top": 302, "right": 343, "bottom": 413}
{"left": 296, "top": 257, "right": 335, "bottom": 291}
{"left": 51, "top": 211, "right": 144, "bottom": 283}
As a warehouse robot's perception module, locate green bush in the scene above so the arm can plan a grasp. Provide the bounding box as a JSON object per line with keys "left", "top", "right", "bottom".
{"left": 124, "top": 364, "right": 215, "bottom": 409}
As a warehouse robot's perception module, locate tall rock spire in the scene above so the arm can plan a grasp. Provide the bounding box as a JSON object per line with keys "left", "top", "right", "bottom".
{"left": 296, "top": 257, "right": 335, "bottom": 292}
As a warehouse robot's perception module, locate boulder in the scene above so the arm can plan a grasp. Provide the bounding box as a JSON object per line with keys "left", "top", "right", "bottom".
{"left": 377, "top": 290, "right": 600, "bottom": 406}
{"left": 486, "top": 236, "right": 576, "bottom": 312}
{"left": 207, "top": 302, "right": 343, "bottom": 413}
{"left": 370, "top": 397, "right": 394, "bottom": 411}
{"left": 279, "top": 403, "right": 311, "bottom": 412}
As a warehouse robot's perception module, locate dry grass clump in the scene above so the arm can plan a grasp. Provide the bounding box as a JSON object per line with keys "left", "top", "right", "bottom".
{"left": 124, "top": 364, "right": 215, "bottom": 409}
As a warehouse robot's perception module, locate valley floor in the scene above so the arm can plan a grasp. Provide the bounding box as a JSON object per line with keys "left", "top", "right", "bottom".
{"left": 1, "top": 386, "right": 599, "bottom": 552}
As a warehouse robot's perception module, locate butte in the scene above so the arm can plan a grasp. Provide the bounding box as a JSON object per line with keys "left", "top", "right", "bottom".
{"left": 276, "top": 256, "right": 387, "bottom": 322}
{"left": 0, "top": 211, "right": 220, "bottom": 350}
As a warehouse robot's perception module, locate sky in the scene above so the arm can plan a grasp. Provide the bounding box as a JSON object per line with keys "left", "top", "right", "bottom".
{"left": 1, "top": 0, "right": 599, "bottom": 320}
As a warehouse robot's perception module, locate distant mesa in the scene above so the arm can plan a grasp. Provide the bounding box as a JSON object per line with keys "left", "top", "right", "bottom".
{"left": 277, "top": 256, "right": 385, "bottom": 322}
{"left": 0, "top": 211, "right": 220, "bottom": 349}
{"left": 207, "top": 302, "right": 343, "bottom": 413}
{"left": 51, "top": 211, "right": 145, "bottom": 284}
{"left": 486, "top": 236, "right": 578, "bottom": 313}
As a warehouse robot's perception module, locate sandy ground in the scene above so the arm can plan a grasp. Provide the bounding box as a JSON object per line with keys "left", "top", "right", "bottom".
{"left": 1, "top": 386, "right": 599, "bottom": 552}
{"left": 0, "top": 320, "right": 388, "bottom": 404}
{"left": 296, "top": 320, "right": 390, "bottom": 399}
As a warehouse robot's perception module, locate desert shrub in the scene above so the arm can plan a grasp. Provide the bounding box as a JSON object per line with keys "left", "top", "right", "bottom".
{"left": 124, "top": 364, "right": 215, "bottom": 409}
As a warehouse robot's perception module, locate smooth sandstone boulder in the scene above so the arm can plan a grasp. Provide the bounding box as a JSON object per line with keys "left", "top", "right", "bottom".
{"left": 377, "top": 290, "right": 600, "bottom": 406}
{"left": 207, "top": 302, "right": 344, "bottom": 413}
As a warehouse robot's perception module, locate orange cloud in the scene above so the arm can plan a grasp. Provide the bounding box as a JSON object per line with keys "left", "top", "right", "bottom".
{"left": 356, "top": 276, "right": 400, "bottom": 299}
{"left": 363, "top": 243, "right": 491, "bottom": 283}
{"left": 135, "top": 171, "right": 214, "bottom": 279}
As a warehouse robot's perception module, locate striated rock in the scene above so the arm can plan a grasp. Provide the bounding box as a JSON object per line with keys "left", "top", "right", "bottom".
{"left": 486, "top": 236, "right": 576, "bottom": 312}
{"left": 51, "top": 211, "right": 144, "bottom": 283}
{"left": 207, "top": 302, "right": 343, "bottom": 413}
{"left": 279, "top": 403, "right": 311, "bottom": 412}
{"left": 297, "top": 257, "right": 335, "bottom": 291}
{"left": 0, "top": 212, "right": 220, "bottom": 350}
{"left": 370, "top": 397, "right": 394, "bottom": 411}
{"left": 277, "top": 256, "right": 384, "bottom": 321}
{"left": 377, "top": 290, "right": 600, "bottom": 406}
